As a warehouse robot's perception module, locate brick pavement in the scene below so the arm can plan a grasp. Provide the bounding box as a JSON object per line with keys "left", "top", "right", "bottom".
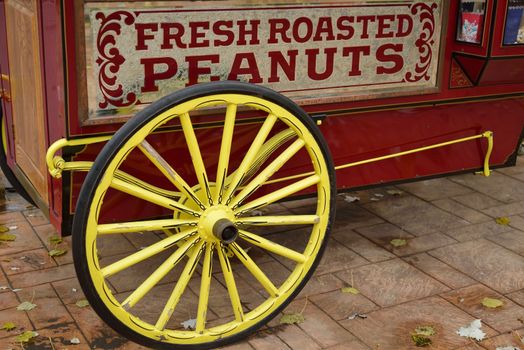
{"left": 1, "top": 159, "right": 524, "bottom": 349}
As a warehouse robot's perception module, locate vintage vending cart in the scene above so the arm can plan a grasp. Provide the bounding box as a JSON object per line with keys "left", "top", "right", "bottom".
{"left": 1, "top": 0, "right": 524, "bottom": 348}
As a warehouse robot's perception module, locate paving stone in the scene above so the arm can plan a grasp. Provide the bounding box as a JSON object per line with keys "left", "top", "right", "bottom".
{"left": 340, "top": 296, "right": 498, "bottom": 350}
{"left": 0, "top": 211, "right": 25, "bottom": 223}
{"left": 453, "top": 192, "right": 503, "bottom": 211}
{"left": 17, "top": 284, "right": 73, "bottom": 330}
{"left": 23, "top": 208, "right": 49, "bottom": 226}
{"left": 399, "top": 178, "right": 473, "bottom": 201}
{"left": 314, "top": 239, "right": 368, "bottom": 275}
{"left": 487, "top": 230, "right": 524, "bottom": 256}
{"left": 332, "top": 229, "right": 395, "bottom": 263}
{"left": 364, "top": 195, "right": 469, "bottom": 235}
{"left": 507, "top": 215, "right": 524, "bottom": 231}
{"left": 31, "top": 322, "right": 90, "bottom": 350}
{"left": 506, "top": 289, "right": 524, "bottom": 307}
{"left": 324, "top": 339, "right": 372, "bottom": 349}
{"left": 281, "top": 299, "right": 356, "bottom": 348}
{"left": 404, "top": 253, "right": 476, "bottom": 289}
{"left": 0, "top": 290, "right": 19, "bottom": 311}
{"left": 451, "top": 172, "right": 524, "bottom": 203}
{"left": 430, "top": 239, "right": 524, "bottom": 294}
{"left": 356, "top": 223, "right": 456, "bottom": 256}
{"left": 0, "top": 248, "right": 56, "bottom": 276}
{"left": 445, "top": 221, "right": 514, "bottom": 242}
{"left": 0, "top": 307, "right": 33, "bottom": 339}
{"left": 8, "top": 263, "right": 76, "bottom": 289}
{"left": 309, "top": 289, "right": 379, "bottom": 321}
{"left": 0, "top": 220, "right": 44, "bottom": 255}
{"left": 219, "top": 343, "right": 255, "bottom": 350}
{"left": 332, "top": 202, "right": 384, "bottom": 231}
{"left": 336, "top": 259, "right": 448, "bottom": 307}
{"left": 273, "top": 324, "right": 321, "bottom": 350}
{"left": 297, "top": 273, "right": 346, "bottom": 299}
{"left": 482, "top": 201, "right": 524, "bottom": 218}
{"left": 432, "top": 198, "right": 491, "bottom": 224}
{"left": 441, "top": 284, "right": 524, "bottom": 333}
{"left": 249, "top": 332, "right": 291, "bottom": 350}
{"left": 478, "top": 327, "right": 524, "bottom": 350}
{"left": 52, "top": 277, "right": 85, "bottom": 305}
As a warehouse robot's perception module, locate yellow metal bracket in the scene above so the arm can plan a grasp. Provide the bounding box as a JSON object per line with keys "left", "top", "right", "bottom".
{"left": 46, "top": 136, "right": 111, "bottom": 178}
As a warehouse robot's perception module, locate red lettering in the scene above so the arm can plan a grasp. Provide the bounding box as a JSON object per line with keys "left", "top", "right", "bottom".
{"left": 213, "top": 21, "right": 234, "bottom": 46}
{"left": 376, "top": 15, "right": 395, "bottom": 39}
{"left": 228, "top": 53, "right": 263, "bottom": 83}
{"left": 397, "top": 15, "right": 413, "bottom": 37}
{"left": 336, "top": 16, "right": 355, "bottom": 40}
{"left": 268, "top": 18, "right": 291, "bottom": 44}
{"left": 185, "top": 55, "right": 220, "bottom": 86}
{"left": 376, "top": 44, "right": 404, "bottom": 74}
{"left": 313, "top": 17, "right": 335, "bottom": 41}
{"left": 160, "top": 23, "right": 186, "bottom": 49}
{"left": 188, "top": 22, "right": 210, "bottom": 48}
{"left": 342, "top": 46, "right": 371, "bottom": 77}
{"left": 292, "top": 17, "right": 313, "bottom": 43}
{"left": 356, "top": 16, "right": 375, "bottom": 39}
{"left": 135, "top": 23, "right": 158, "bottom": 50}
{"left": 305, "top": 48, "right": 337, "bottom": 81}
{"left": 237, "top": 20, "right": 260, "bottom": 45}
{"left": 268, "top": 50, "right": 298, "bottom": 83}
{"left": 141, "top": 57, "right": 177, "bottom": 92}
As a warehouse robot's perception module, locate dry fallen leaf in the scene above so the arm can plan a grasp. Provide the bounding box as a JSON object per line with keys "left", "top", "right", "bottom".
{"left": 75, "top": 299, "right": 89, "bottom": 308}
{"left": 342, "top": 194, "right": 360, "bottom": 203}
{"left": 496, "top": 217, "right": 511, "bottom": 225}
{"left": 70, "top": 337, "right": 81, "bottom": 344}
{"left": 390, "top": 238, "right": 407, "bottom": 247}
{"left": 279, "top": 313, "right": 305, "bottom": 325}
{"left": 49, "top": 249, "right": 67, "bottom": 257}
{"left": 457, "top": 319, "right": 486, "bottom": 341}
{"left": 0, "top": 233, "right": 16, "bottom": 242}
{"left": 414, "top": 326, "right": 435, "bottom": 337}
{"left": 15, "top": 330, "right": 38, "bottom": 343}
{"left": 412, "top": 334, "right": 432, "bottom": 347}
{"left": 482, "top": 297, "right": 504, "bottom": 309}
{"left": 1, "top": 322, "right": 16, "bottom": 331}
{"left": 341, "top": 287, "right": 360, "bottom": 295}
{"left": 347, "top": 312, "right": 367, "bottom": 320}
{"left": 180, "top": 318, "right": 196, "bottom": 330}
{"left": 387, "top": 189, "right": 403, "bottom": 196}
{"left": 0, "top": 225, "right": 9, "bottom": 233}
{"left": 16, "top": 301, "right": 36, "bottom": 311}
{"left": 48, "top": 235, "right": 63, "bottom": 245}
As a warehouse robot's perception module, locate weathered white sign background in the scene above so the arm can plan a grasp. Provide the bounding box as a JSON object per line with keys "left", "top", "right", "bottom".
{"left": 84, "top": 1, "right": 442, "bottom": 119}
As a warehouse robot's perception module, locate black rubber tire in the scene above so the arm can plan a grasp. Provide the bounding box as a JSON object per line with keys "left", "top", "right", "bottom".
{"left": 0, "top": 102, "right": 35, "bottom": 205}
{"left": 73, "top": 81, "right": 336, "bottom": 350}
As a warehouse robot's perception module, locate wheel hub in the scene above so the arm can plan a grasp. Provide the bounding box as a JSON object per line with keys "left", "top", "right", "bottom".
{"left": 198, "top": 205, "right": 237, "bottom": 243}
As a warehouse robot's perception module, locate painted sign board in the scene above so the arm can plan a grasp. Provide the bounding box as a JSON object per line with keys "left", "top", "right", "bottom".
{"left": 83, "top": 1, "right": 443, "bottom": 121}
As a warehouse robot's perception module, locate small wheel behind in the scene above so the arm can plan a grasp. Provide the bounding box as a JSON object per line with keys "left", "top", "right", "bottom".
{"left": 73, "top": 81, "right": 336, "bottom": 349}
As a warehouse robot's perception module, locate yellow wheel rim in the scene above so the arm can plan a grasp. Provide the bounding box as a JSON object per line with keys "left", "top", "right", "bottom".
{"left": 83, "top": 93, "right": 333, "bottom": 346}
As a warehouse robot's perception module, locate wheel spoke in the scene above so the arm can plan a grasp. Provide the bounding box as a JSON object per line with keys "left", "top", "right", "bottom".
{"left": 234, "top": 175, "right": 320, "bottom": 215}
{"left": 239, "top": 230, "right": 306, "bottom": 263}
{"left": 214, "top": 103, "right": 237, "bottom": 204}
{"left": 236, "top": 215, "right": 319, "bottom": 226}
{"left": 196, "top": 242, "right": 215, "bottom": 332}
{"left": 97, "top": 218, "right": 197, "bottom": 235}
{"left": 229, "top": 243, "right": 278, "bottom": 297}
{"left": 229, "top": 138, "right": 304, "bottom": 209}
{"left": 101, "top": 229, "right": 196, "bottom": 278}
{"left": 179, "top": 112, "right": 213, "bottom": 206}
{"left": 155, "top": 240, "right": 205, "bottom": 330}
{"left": 223, "top": 114, "right": 278, "bottom": 204}
{"left": 217, "top": 244, "right": 244, "bottom": 322}
{"left": 138, "top": 140, "right": 206, "bottom": 210}
{"left": 121, "top": 236, "right": 200, "bottom": 309}
{"left": 110, "top": 177, "right": 201, "bottom": 217}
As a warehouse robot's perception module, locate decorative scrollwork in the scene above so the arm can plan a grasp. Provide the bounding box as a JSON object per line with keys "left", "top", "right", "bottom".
{"left": 95, "top": 11, "right": 137, "bottom": 109}
{"left": 405, "top": 2, "right": 438, "bottom": 83}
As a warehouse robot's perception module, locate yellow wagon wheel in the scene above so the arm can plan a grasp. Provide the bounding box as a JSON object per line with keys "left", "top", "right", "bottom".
{"left": 73, "top": 82, "right": 335, "bottom": 349}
